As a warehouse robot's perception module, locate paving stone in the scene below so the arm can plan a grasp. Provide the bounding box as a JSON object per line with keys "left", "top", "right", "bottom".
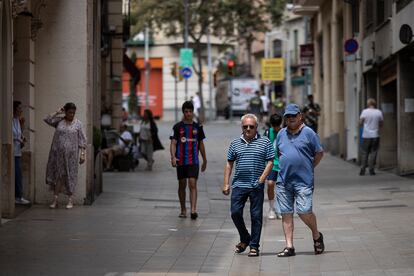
{"left": 1, "top": 121, "right": 414, "bottom": 275}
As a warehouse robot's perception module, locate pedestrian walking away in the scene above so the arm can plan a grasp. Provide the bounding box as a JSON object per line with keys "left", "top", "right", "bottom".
{"left": 260, "top": 91, "right": 270, "bottom": 124}
{"left": 276, "top": 103, "right": 324, "bottom": 257}
{"left": 170, "top": 101, "right": 207, "bottom": 220}
{"left": 222, "top": 114, "right": 274, "bottom": 257}
{"left": 139, "top": 109, "right": 164, "bottom": 171}
{"left": 263, "top": 113, "right": 283, "bottom": 220}
{"left": 303, "top": 95, "right": 321, "bottom": 133}
{"left": 44, "top": 102, "right": 87, "bottom": 209}
{"left": 359, "top": 98, "right": 383, "bottom": 176}
{"left": 248, "top": 91, "right": 263, "bottom": 122}
{"left": 13, "top": 101, "right": 30, "bottom": 205}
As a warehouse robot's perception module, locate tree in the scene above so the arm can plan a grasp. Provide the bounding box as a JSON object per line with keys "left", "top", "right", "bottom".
{"left": 132, "top": 0, "right": 230, "bottom": 122}
{"left": 222, "top": 0, "right": 286, "bottom": 75}
{"left": 131, "top": 0, "right": 286, "bottom": 120}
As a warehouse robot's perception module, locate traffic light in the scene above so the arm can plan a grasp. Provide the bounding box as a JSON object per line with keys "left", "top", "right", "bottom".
{"left": 227, "top": 59, "right": 235, "bottom": 77}
{"left": 170, "top": 62, "right": 178, "bottom": 78}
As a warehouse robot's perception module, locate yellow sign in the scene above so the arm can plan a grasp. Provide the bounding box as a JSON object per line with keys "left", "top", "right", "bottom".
{"left": 261, "top": 58, "right": 284, "bottom": 81}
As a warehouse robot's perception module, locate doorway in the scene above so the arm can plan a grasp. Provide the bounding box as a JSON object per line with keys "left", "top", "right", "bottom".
{"left": 378, "top": 80, "right": 397, "bottom": 170}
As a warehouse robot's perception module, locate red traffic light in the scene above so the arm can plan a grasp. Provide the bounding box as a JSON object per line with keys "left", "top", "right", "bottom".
{"left": 227, "top": 59, "right": 235, "bottom": 68}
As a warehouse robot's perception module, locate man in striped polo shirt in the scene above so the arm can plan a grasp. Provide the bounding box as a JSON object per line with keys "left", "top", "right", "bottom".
{"left": 170, "top": 101, "right": 207, "bottom": 220}
{"left": 223, "top": 114, "right": 274, "bottom": 257}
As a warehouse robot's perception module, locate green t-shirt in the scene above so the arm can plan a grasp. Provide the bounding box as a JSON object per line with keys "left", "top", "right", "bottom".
{"left": 265, "top": 127, "right": 279, "bottom": 171}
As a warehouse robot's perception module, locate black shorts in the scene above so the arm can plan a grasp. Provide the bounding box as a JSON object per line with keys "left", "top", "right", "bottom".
{"left": 176, "top": 165, "right": 199, "bottom": 180}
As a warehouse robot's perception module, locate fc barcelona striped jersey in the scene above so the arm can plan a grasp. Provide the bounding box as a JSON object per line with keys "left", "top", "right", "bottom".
{"left": 170, "top": 121, "right": 206, "bottom": 166}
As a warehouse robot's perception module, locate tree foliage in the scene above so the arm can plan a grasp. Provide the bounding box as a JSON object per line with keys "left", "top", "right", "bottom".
{"left": 130, "top": 0, "right": 286, "bottom": 120}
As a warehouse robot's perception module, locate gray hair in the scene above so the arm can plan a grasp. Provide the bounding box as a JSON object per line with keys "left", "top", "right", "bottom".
{"left": 241, "top": 113, "right": 258, "bottom": 125}
{"left": 367, "top": 98, "right": 376, "bottom": 107}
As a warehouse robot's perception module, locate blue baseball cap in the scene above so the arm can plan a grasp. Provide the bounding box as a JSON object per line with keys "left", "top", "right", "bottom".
{"left": 283, "top": 103, "right": 301, "bottom": 117}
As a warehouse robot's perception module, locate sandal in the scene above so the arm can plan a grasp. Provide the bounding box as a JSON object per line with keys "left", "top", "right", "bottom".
{"left": 277, "top": 247, "right": 296, "bottom": 257}
{"left": 247, "top": 248, "right": 260, "bottom": 257}
{"left": 178, "top": 213, "right": 187, "bottom": 218}
{"left": 313, "top": 232, "right": 325, "bottom": 255}
{"left": 190, "top": 212, "right": 198, "bottom": 220}
{"left": 234, "top": 242, "right": 248, "bottom": 254}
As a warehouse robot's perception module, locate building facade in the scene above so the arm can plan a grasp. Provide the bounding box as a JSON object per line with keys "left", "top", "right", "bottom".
{"left": 1, "top": 0, "right": 123, "bottom": 220}
{"left": 294, "top": 0, "right": 414, "bottom": 175}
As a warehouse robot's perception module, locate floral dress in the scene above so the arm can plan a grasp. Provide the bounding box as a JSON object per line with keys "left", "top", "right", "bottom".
{"left": 44, "top": 115, "right": 86, "bottom": 194}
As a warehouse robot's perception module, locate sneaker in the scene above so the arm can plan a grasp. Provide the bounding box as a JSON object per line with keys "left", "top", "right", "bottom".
{"left": 16, "top": 197, "right": 30, "bottom": 205}
{"left": 49, "top": 201, "right": 58, "bottom": 209}
{"left": 66, "top": 199, "right": 73, "bottom": 209}
{"left": 268, "top": 208, "right": 276, "bottom": 220}
{"left": 369, "top": 169, "right": 376, "bottom": 175}
{"left": 359, "top": 168, "right": 365, "bottom": 176}
{"left": 276, "top": 213, "right": 282, "bottom": 220}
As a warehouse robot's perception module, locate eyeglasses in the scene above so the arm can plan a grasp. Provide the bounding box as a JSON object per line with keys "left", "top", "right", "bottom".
{"left": 242, "top": 125, "right": 256, "bottom": 130}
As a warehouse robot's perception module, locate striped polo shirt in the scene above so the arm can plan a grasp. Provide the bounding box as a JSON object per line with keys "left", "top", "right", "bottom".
{"left": 170, "top": 121, "right": 205, "bottom": 166}
{"left": 227, "top": 134, "right": 275, "bottom": 189}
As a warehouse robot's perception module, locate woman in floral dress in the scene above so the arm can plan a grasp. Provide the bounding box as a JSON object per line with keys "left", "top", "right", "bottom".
{"left": 44, "top": 102, "right": 86, "bottom": 209}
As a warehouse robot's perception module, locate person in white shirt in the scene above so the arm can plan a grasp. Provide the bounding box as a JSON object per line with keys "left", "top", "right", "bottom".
{"left": 192, "top": 92, "right": 201, "bottom": 122}
{"left": 260, "top": 91, "right": 270, "bottom": 123}
{"left": 359, "top": 98, "right": 383, "bottom": 176}
{"left": 102, "top": 124, "right": 133, "bottom": 171}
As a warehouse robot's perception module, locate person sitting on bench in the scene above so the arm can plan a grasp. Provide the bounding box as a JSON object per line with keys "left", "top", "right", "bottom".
{"left": 102, "top": 124, "right": 132, "bottom": 171}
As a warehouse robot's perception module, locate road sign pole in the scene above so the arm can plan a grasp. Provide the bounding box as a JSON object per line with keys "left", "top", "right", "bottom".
{"left": 174, "top": 66, "right": 178, "bottom": 122}
{"left": 229, "top": 77, "right": 233, "bottom": 122}
{"left": 184, "top": 0, "right": 189, "bottom": 100}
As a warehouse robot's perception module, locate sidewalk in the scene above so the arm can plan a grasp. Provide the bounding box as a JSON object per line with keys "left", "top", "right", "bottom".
{"left": 0, "top": 121, "right": 414, "bottom": 275}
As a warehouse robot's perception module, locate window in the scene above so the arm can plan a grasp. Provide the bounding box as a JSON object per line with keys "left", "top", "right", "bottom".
{"left": 376, "top": 0, "right": 392, "bottom": 26}
{"left": 272, "top": 39, "right": 282, "bottom": 58}
{"left": 352, "top": 1, "right": 360, "bottom": 35}
{"left": 364, "top": 0, "right": 374, "bottom": 33}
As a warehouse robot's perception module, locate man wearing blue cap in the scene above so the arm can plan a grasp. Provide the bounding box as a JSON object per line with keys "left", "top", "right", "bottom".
{"left": 275, "top": 103, "right": 325, "bottom": 257}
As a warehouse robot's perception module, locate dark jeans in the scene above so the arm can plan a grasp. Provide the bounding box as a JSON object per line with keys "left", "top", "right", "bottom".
{"left": 231, "top": 185, "right": 264, "bottom": 249}
{"left": 15, "top": 156, "right": 23, "bottom": 198}
{"left": 361, "top": 137, "right": 380, "bottom": 170}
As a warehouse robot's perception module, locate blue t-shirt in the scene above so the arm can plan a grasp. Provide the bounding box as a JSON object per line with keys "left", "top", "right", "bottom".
{"left": 276, "top": 126, "right": 323, "bottom": 187}
{"left": 227, "top": 134, "right": 275, "bottom": 189}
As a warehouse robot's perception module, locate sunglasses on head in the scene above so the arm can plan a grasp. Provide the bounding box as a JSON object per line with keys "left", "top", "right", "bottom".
{"left": 242, "top": 124, "right": 256, "bottom": 130}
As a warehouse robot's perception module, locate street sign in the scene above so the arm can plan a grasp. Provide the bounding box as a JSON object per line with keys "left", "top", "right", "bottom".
{"left": 180, "top": 67, "right": 192, "bottom": 79}
{"left": 179, "top": 48, "right": 193, "bottom": 67}
{"left": 300, "top": 44, "right": 314, "bottom": 66}
{"left": 261, "top": 58, "right": 284, "bottom": 81}
{"left": 344, "top": 38, "right": 359, "bottom": 54}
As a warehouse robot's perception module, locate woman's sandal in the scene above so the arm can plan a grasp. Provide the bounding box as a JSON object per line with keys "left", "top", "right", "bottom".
{"left": 247, "top": 248, "right": 260, "bottom": 257}
{"left": 277, "top": 247, "right": 296, "bottom": 257}
{"left": 234, "top": 242, "right": 248, "bottom": 254}
{"left": 313, "top": 232, "right": 325, "bottom": 255}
